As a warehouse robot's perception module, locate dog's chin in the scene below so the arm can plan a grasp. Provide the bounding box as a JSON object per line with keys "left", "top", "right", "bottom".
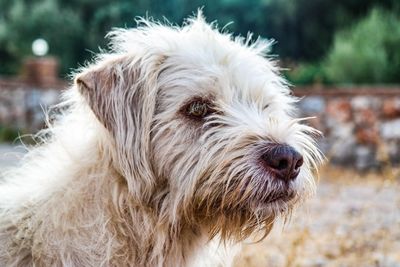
{"left": 195, "top": 184, "right": 299, "bottom": 241}
{"left": 263, "top": 188, "right": 297, "bottom": 205}
{"left": 248, "top": 182, "right": 299, "bottom": 216}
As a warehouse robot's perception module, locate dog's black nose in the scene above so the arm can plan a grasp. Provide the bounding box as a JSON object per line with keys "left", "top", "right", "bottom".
{"left": 261, "top": 144, "right": 303, "bottom": 182}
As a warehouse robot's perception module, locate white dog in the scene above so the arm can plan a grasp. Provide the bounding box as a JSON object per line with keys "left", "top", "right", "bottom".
{"left": 0, "top": 13, "right": 322, "bottom": 267}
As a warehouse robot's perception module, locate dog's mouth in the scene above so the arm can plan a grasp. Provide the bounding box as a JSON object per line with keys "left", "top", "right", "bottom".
{"left": 264, "top": 190, "right": 296, "bottom": 204}
{"left": 235, "top": 175, "right": 299, "bottom": 208}
{"left": 249, "top": 178, "right": 299, "bottom": 208}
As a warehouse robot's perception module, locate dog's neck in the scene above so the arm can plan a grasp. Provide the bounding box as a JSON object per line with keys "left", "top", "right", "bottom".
{"left": 102, "top": 160, "right": 237, "bottom": 266}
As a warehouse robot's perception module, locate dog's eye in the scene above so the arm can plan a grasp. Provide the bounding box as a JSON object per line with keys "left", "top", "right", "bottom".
{"left": 185, "top": 100, "right": 213, "bottom": 119}
{"left": 187, "top": 101, "right": 209, "bottom": 117}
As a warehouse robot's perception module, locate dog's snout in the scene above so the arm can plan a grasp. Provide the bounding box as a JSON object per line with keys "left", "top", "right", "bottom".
{"left": 261, "top": 144, "right": 303, "bottom": 182}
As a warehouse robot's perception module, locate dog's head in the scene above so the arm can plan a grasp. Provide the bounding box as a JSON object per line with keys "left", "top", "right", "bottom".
{"left": 75, "top": 14, "right": 323, "bottom": 240}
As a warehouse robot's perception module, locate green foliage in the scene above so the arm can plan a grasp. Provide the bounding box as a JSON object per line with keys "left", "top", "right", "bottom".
{"left": 0, "top": 125, "right": 20, "bottom": 143}
{"left": 0, "top": 0, "right": 399, "bottom": 81}
{"left": 284, "top": 64, "right": 328, "bottom": 86}
{"left": 324, "top": 8, "right": 400, "bottom": 84}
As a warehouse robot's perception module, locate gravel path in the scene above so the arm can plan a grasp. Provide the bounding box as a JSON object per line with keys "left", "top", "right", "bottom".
{"left": 235, "top": 175, "right": 400, "bottom": 267}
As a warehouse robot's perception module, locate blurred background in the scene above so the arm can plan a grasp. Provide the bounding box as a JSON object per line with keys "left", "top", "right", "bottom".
{"left": 0, "top": 0, "right": 399, "bottom": 266}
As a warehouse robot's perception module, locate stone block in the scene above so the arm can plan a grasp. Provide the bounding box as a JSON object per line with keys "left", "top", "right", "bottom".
{"left": 380, "top": 119, "right": 400, "bottom": 139}
{"left": 351, "top": 96, "right": 380, "bottom": 110}
{"left": 326, "top": 98, "right": 352, "bottom": 123}
{"left": 298, "top": 96, "right": 325, "bottom": 115}
{"left": 354, "top": 108, "right": 377, "bottom": 125}
{"left": 355, "top": 145, "right": 377, "bottom": 170}
{"left": 382, "top": 98, "right": 400, "bottom": 119}
{"left": 355, "top": 125, "right": 379, "bottom": 145}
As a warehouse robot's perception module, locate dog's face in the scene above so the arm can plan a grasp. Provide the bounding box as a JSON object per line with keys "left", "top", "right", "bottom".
{"left": 76, "top": 15, "right": 322, "bottom": 240}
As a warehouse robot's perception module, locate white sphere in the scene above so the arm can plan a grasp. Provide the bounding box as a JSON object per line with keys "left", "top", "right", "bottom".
{"left": 32, "top": 38, "right": 49, "bottom": 56}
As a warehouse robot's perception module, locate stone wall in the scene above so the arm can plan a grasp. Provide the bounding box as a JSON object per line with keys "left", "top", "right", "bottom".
{"left": 1, "top": 79, "right": 400, "bottom": 170}
{"left": 0, "top": 79, "right": 63, "bottom": 131}
{"left": 297, "top": 87, "right": 400, "bottom": 170}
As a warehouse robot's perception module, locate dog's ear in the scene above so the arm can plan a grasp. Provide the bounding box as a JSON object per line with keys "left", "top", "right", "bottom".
{"left": 75, "top": 56, "right": 160, "bottom": 201}
{"left": 75, "top": 58, "right": 131, "bottom": 131}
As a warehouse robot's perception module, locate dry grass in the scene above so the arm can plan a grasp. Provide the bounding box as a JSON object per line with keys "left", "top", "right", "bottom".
{"left": 234, "top": 166, "right": 400, "bottom": 267}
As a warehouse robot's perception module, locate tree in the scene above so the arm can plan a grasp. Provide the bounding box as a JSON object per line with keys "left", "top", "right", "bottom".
{"left": 0, "top": 0, "right": 399, "bottom": 76}
{"left": 324, "top": 8, "right": 400, "bottom": 84}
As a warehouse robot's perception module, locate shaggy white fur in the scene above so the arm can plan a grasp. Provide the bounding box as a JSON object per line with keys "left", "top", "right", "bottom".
{"left": 0, "top": 12, "right": 322, "bottom": 267}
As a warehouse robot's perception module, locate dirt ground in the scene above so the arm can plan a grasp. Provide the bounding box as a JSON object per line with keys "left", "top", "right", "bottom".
{"left": 234, "top": 167, "right": 400, "bottom": 267}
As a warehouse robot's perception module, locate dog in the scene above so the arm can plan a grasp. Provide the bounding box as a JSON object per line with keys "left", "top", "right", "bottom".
{"left": 0, "top": 13, "right": 322, "bottom": 267}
